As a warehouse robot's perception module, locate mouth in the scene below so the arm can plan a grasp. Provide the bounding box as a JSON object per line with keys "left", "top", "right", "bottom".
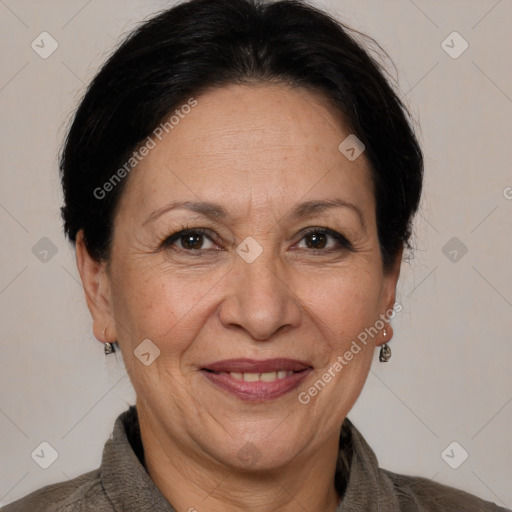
{"left": 200, "top": 358, "right": 312, "bottom": 402}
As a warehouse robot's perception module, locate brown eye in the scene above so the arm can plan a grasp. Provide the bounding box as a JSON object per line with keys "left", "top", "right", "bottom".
{"left": 180, "top": 233, "right": 205, "bottom": 250}
{"left": 296, "top": 228, "right": 353, "bottom": 253}
{"left": 304, "top": 232, "right": 328, "bottom": 249}
{"left": 162, "top": 228, "right": 218, "bottom": 252}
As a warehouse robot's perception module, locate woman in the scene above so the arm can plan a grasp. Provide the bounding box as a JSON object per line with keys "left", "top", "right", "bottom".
{"left": 3, "top": 0, "right": 508, "bottom": 510}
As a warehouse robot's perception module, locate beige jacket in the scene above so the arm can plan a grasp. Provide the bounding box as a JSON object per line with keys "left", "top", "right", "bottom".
{"left": 2, "top": 406, "right": 509, "bottom": 511}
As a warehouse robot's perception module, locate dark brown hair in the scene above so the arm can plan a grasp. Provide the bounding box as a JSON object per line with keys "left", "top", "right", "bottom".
{"left": 60, "top": 0, "right": 423, "bottom": 273}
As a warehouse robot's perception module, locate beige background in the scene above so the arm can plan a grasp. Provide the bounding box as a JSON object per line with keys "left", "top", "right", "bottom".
{"left": 1, "top": 0, "right": 511, "bottom": 508}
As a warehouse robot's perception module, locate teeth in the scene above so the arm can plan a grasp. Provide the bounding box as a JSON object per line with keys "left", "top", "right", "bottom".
{"left": 225, "top": 371, "right": 294, "bottom": 382}
{"left": 260, "top": 371, "right": 277, "bottom": 382}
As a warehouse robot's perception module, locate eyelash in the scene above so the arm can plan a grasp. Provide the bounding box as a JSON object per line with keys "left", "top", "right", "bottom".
{"left": 160, "top": 225, "right": 354, "bottom": 255}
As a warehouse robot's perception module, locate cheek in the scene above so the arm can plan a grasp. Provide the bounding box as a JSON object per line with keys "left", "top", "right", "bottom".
{"left": 111, "top": 271, "right": 208, "bottom": 405}
{"left": 301, "top": 268, "right": 382, "bottom": 404}
{"left": 111, "top": 264, "right": 211, "bottom": 357}
{"left": 306, "top": 268, "right": 383, "bottom": 342}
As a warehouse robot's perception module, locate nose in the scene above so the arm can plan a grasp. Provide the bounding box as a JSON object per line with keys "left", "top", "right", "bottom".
{"left": 218, "top": 248, "right": 302, "bottom": 341}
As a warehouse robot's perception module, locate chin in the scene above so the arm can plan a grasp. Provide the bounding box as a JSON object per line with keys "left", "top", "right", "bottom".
{"left": 205, "top": 429, "right": 309, "bottom": 473}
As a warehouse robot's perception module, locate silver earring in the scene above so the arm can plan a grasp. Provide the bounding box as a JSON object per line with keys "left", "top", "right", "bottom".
{"left": 379, "top": 328, "right": 391, "bottom": 362}
{"left": 104, "top": 342, "right": 116, "bottom": 355}
{"left": 102, "top": 327, "right": 116, "bottom": 355}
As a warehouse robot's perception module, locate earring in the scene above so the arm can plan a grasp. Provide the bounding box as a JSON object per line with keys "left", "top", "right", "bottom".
{"left": 379, "top": 328, "right": 391, "bottom": 362}
{"left": 104, "top": 342, "right": 116, "bottom": 355}
{"left": 102, "top": 327, "right": 116, "bottom": 355}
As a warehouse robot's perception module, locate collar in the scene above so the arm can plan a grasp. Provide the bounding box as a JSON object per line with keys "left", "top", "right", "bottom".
{"left": 100, "top": 406, "right": 397, "bottom": 511}
{"left": 100, "top": 406, "right": 176, "bottom": 511}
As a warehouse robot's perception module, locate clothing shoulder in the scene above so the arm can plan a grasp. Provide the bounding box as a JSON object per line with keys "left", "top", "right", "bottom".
{"left": 382, "top": 468, "right": 510, "bottom": 512}
{"left": 0, "top": 468, "right": 113, "bottom": 512}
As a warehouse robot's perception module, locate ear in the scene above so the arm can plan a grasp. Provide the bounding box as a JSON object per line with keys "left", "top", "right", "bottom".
{"left": 376, "top": 245, "right": 403, "bottom": 346}
{"left": 75, "top": 230, "right": 117, "bottom": 344}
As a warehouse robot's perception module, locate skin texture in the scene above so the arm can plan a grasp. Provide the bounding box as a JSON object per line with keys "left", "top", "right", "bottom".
{"left": 76, "top": 83, "right": 402, "bottom": 512}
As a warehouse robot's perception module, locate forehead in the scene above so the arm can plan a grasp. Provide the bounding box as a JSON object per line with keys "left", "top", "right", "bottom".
{"left": 119, "top": 83, "right": 375, "bottom": 222}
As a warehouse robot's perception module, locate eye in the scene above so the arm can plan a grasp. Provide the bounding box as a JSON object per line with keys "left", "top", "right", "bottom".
{"left": 161, "top": 227, "right": 219, "bottom": 252}
{"left": 295, "top": 227, "right": 353, "bottom": 253}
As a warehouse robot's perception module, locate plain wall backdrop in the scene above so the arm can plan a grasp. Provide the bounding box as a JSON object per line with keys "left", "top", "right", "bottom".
{"left": 0, "top": 0, "right": 511, "bottom": 508}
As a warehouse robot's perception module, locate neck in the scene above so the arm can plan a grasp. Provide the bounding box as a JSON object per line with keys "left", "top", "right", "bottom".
{"left": 137, "top": 408, "right": 344, "bottom": 512}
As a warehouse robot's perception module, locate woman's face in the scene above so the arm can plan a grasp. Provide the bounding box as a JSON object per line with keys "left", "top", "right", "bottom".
{"left": 80, "top": 83, "right": 401, "bottom": 471}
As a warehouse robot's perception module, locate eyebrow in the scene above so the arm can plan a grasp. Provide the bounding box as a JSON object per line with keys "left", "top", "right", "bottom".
{"left": 143, "top": 198, "right": 366, "bottom": 231}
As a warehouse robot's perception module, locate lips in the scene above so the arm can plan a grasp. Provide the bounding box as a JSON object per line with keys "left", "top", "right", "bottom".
{"left": 202, "top": 358, "right": 311, "bottom": 373}
{"left": 201, "top": 358, "right": 312, "bottom": 402}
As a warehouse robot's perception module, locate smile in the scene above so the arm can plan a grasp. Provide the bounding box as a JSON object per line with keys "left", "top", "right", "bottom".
{"left": 200, "top": 358, "right": 312, "bottom": 402}
{"left": 212, "top": 370, "right": 296, "bottom": 382}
